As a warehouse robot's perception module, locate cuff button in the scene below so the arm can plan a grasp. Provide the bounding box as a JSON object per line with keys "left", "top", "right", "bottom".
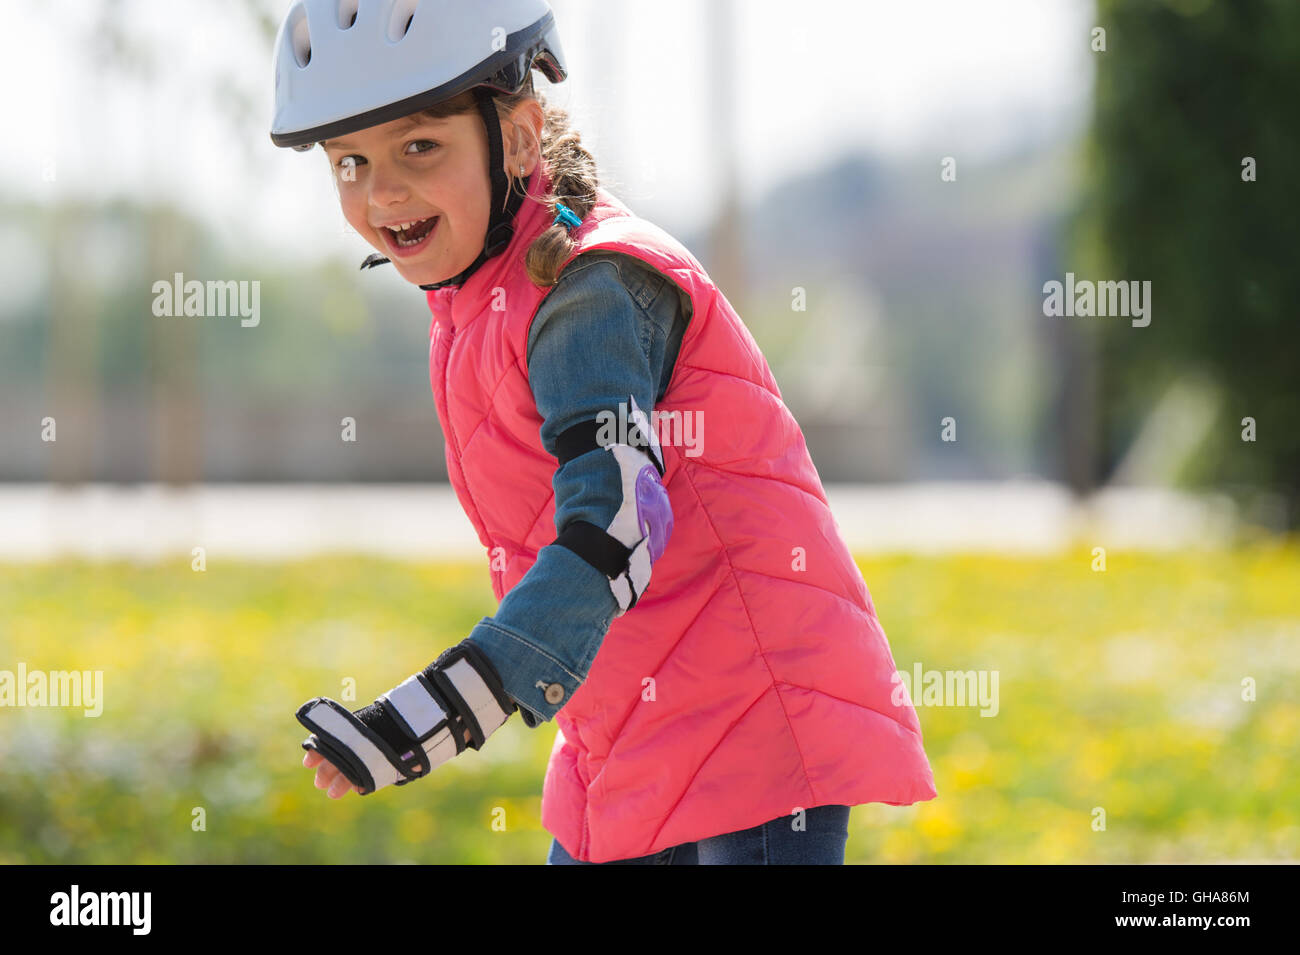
{"left": 544, "top": 683, "right": 566, "bottom": 704}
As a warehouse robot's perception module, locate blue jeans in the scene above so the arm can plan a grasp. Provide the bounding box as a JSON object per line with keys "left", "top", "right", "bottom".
{"left": 546, "top": 805, "right": 851, "bottom": 864}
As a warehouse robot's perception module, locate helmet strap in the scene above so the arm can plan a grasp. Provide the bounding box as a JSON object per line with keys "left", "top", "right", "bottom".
{"left": 417, "top": 86, "right": 528, "bottom": 291}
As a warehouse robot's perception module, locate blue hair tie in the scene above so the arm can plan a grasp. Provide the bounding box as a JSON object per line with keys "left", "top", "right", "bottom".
{"left": 553, "top": 202, "right": 583, "bottom": 230}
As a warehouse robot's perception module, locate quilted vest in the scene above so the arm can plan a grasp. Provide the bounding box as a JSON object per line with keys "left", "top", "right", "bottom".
{"left": 426, "top": 162, "right": 937, "bottom": 863}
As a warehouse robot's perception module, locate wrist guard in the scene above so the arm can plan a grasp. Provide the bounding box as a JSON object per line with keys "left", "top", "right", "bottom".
{"left": 295, "top": 641, "right": 516, "bottom": 795}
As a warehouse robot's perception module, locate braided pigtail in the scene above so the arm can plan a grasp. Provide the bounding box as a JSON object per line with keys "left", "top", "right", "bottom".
{"left": 523, "top": 91, "right": 600, "bottom": 287}
{"left": 397, "top": 76, "right": 601, "bottom": 288}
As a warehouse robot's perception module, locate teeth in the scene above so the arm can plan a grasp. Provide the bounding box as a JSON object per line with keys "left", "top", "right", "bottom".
{"left": 388, "top": 217, "right": 430, "bottom": 232}
{"left": 387, "top": 216, "right": 436, "bottom": 247}
{"left": 394, "top": 220, "right": 435, "bottom": 247}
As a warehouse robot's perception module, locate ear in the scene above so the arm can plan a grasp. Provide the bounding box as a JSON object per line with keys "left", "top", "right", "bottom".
{"left": 505, "top": 99, "right": 545, "bottom": 171}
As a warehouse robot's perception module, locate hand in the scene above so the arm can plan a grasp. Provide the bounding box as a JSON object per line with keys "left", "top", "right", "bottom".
{"left": 302, "top": 727, "right": 474, "bottom": 799}
{"left": 303, "top": 748, "right": 366, "bottom": 799}
{"left": 296, "top": 643, "right": 514, "bottom": 797}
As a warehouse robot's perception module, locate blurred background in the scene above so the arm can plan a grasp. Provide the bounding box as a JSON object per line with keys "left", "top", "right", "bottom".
{"left": 1, "top": 0, "right": 1296, "bottom": 863}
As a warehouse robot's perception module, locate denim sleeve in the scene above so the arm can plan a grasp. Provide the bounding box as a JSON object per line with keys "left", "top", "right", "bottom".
{"left": 463, "top": 251, "right": 688, "bottom": 727}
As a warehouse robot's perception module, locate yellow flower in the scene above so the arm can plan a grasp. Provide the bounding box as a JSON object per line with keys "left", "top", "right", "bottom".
{"left": 916, "top": 802, "right": 962, "bottom": 851}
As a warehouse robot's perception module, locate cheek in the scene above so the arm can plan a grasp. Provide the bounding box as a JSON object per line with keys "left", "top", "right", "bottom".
{"left": 329, "top": 177, "right": 364, "bottom": 226}
{"left": 446, "top": 189, "right": 488, "bottom": 242}
{"left": 340, "top": 196, "right": 369, "bottom": 232}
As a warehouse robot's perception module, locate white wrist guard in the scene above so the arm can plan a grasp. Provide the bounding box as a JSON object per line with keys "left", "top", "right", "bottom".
{"left": 296, "top": 642, "right": 515, "bottom": 795}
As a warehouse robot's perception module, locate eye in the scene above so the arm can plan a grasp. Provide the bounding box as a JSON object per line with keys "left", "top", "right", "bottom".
{"left": 406, "top": 139, "right": 440, "bottom": 155}
{"left": 335, "top": 155, "right": 365, "bottom": 171}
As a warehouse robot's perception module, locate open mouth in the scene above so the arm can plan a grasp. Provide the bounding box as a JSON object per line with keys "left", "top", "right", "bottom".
{"left": 381, "top": 216, "right": 439, "bottom": 255}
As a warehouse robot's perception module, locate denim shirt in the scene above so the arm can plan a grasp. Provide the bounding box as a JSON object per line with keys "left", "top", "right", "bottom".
{"left": 462, "top": 251, "right": 691, "bottom": 727}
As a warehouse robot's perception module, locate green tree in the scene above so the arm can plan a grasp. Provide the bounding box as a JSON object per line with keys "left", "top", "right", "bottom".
{"left": 1077, "top": 0, "right": 1300, "bottom": 525}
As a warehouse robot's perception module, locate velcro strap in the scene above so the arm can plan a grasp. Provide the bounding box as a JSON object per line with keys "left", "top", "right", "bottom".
{"left": 626, "top": 536, "right": 653, "bottom": 602}
{"left": 423, "top": 643, "right": 516, "bottom": 751}
{"left": 554, "top": 413, "right": 661, "bottom": 473}
{"left": 421, "top": 726, "right": 461, "bottom": 768}
{"left": 381, "top": 673, "right": 448, "bottom": 741}
{"left": 555, "top": 418, "right": 606, "bottom": 466}
{"left": 376, "top": 672, "right": 459, "bottom": 778}
{"left": 443, "top": 657, "right": 512, "bottom": 744}
{"left": 609, "top": 574, "right": 635, "bottom": 613}
{"left": 606, "top": 537, "right": 654, "bottom": 614}
{"left": 555, "top": 520, "right": 632, "bottom": 579}
{"left": 297, "top": 697, "right": 405, "bottom": 792}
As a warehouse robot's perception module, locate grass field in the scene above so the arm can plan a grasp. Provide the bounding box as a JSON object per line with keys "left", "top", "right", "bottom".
{"left": 2, "top": 545, "right": 1297, "bottom": 863}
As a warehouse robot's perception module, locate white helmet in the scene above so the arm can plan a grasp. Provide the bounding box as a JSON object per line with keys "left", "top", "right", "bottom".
{"left": 270, "top": 0, "right": 567, "bottom": 150}
{"left": 269, "top": 0, "right": 569, "bottom": 289}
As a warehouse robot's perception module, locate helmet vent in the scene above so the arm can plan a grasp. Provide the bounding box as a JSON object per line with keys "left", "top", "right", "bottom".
{"left": 337, "top": 0, "right": 358, "bottom": 29}
{"left": 386, "top": 0, "right": 420, "bottom": 43}
{"left": 289, "top": 5, "right": 311, "bottom": 68}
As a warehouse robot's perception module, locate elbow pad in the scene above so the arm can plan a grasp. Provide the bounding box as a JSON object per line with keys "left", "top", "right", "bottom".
{"left": 552, "top": 394, "right": 674, "bottom": 615}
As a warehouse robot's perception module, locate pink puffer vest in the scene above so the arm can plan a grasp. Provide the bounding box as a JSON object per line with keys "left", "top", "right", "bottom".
{"left": 426, "top": 162, "right": 937, "bottom": 862}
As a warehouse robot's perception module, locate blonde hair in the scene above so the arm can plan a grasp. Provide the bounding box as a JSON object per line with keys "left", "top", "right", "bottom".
{"left": 418, "top": 74, "right": 599, "bottom": 287}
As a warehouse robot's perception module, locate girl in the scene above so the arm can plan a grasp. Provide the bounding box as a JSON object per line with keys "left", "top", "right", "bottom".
{"left": 275, "top": 0, "right": 937, "bottom": 865}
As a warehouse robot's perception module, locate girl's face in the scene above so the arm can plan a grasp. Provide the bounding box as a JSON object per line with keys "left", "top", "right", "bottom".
{"left": 322, "top": 100, "right": 540, "bottom": 287}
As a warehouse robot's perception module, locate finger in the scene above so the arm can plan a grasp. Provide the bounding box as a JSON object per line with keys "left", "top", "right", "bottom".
{"left": 315, "top": 760, "right": 341, "bottom": 790}
{"left": 315, "top": 757, "right": 367, "bottom": 796}
{"left": 303, "top": 749, "right": 324, "bottom": 768}
{"left": 328, "top": 772, "right": 356, "bottom": 799}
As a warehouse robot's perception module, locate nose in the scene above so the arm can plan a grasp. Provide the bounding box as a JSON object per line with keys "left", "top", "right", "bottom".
{"left": 367, "top": 162, "right": 410, "bottom": 213}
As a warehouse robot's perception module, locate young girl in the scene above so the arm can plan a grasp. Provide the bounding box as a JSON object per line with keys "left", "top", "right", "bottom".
{"left": 275, "top": 0, "right": 937, "bottom": 865}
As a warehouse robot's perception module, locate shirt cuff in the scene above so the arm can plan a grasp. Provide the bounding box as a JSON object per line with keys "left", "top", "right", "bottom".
{"left": 465, "top": 617, "right": 585, "bottom": 727}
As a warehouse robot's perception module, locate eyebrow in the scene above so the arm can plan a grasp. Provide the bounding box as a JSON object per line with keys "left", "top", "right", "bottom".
{"left": 322, "top": 115, "right": 450, "bottom": 149}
